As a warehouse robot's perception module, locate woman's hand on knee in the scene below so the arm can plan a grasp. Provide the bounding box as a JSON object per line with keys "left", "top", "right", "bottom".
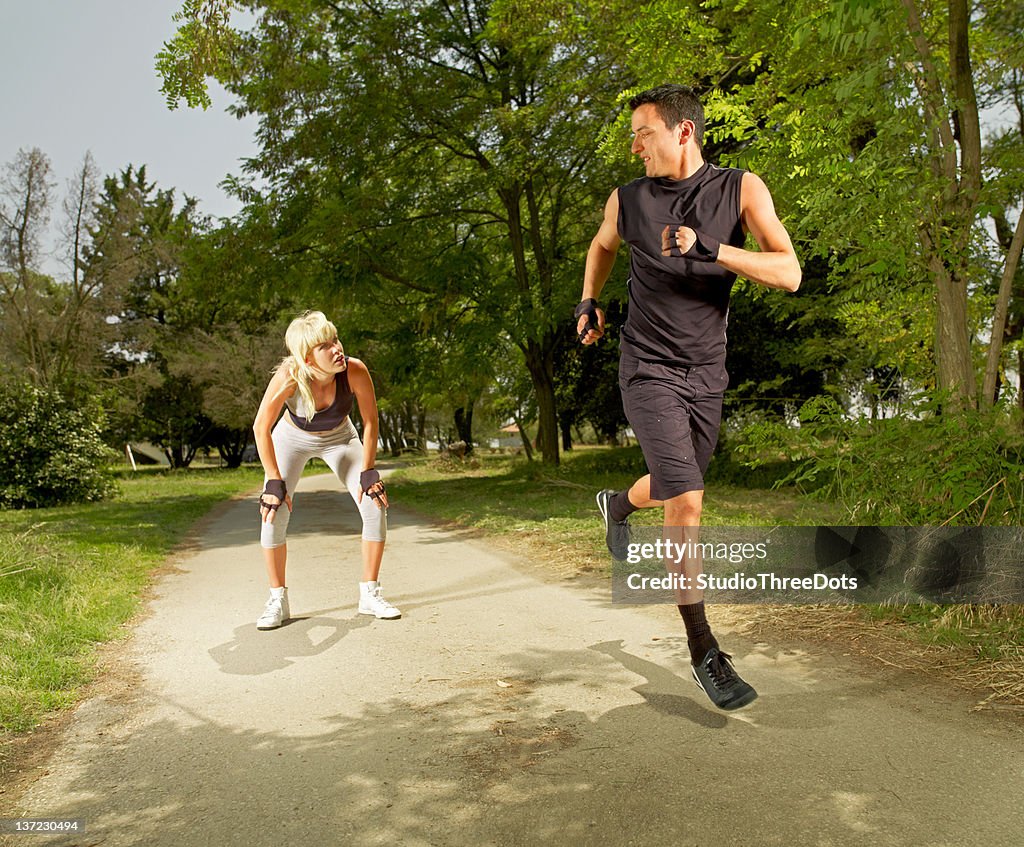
{"left": 359, "top": 469, "right": 389, "bottom": 509}
{"left": 260, "top": 494, "right": 293, "bottom": 523}
{"left": 259, "top": 479, "right": 293, "bottom": 523}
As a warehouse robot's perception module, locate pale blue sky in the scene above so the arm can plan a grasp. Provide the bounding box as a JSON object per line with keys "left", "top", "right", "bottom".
{"left": 0, "top": 1, "right": 258, "bottom": 272}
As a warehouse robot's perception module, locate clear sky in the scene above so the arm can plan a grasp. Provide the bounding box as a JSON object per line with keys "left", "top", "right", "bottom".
{"left": 0, "top": 1, "right": 258, "bottom": 274}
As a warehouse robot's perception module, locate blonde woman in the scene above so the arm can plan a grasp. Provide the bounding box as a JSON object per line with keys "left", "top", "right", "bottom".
{"left": 252, "top": 311, "right": 398, "bottom": 629}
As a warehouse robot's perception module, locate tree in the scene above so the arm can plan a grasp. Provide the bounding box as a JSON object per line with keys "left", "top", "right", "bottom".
{"left": 621, "top": 0, "right": 1023, "bottom": 412}
{"left": 0, "top": 149, "right": 116, "bottom": 394}
{"left": 54, "top": 152, "right": 109, "bottom": 394}
{"left": 555, "top": 298, "right": 629, "bottom": 446}
{"left": 0, "top": 148, "right": 56, "bottom": 384}
{"left": 0, "top": 382, "right": 117, "bottom": 508}
{"left": 165, "top": 323, "right": 285, "bottom": 466}
{"left": 978, "top": 0, "right": 1024, "bottom": 406}
{"left": 87, "top": 165, "right": 213, "bottom": 467}
{"left": 158, "top": 0, "right": 636, "bottom": 464}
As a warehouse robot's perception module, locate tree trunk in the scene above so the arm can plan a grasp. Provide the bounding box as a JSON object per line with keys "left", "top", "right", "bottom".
{"left": 378, "top": 411, "right": 398, "bottom": 456}
{"left": 216, "top": 429, "right": 248, "bottom": 468}
{"left": 904, "top": 0, "right": 982, "bottom": 412}
{"left": 401, "top": 401, "right": 415, "bottom": 449}
{"left": 560, "top": 415, "right": 573, "bottom": 451}
{"left": 165, "top": 441, "right": 195, "bottom": 469}
{"left": 523, "top": 338, "right": 559, "bottom": 465}
{"left": 929, "top": 253, "right": 977, "bottom": 410}
{"left": 417, "top": 407, "right": 427, "bottom": 453}
{"left": 512, "top": 414, "right": 534, "bottom": 461}
{"left": 982, "top": 209, "right": 1024, "bottom": 406}
{"left": 453, "top": 405, "right": 474, "bottom": 454}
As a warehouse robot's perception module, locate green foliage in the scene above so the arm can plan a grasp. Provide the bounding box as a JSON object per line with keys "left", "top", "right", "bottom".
{"left": 155, "top": 0, "right": 240, "bottom": 110}
{"left": 86, "top": 165, "right": 221, "bottom": 468}
{"left": 0, "top": 383, "right": 117, "bottom": 509}
{"left": 555, "top": 300, "right": 629, "bottom": 445}
{"left": 738, "top": 397, "right": 1024, "bottom": 525}
{"left": 624, "top": 0, "right": 1024, "bottom": 408}
{"left": 157, "top": 0, "right": 639, "bottom": 464}
{"left": 724, "top": 265, "right": 843, "bottom": 421}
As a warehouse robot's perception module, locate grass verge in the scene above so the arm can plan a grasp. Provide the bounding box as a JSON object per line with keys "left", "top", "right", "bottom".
{"left": 0, "top": 466, "right": 264, "bottom": 750}
{"left": 388, "top": 446, "right": 828, "bottom": 580}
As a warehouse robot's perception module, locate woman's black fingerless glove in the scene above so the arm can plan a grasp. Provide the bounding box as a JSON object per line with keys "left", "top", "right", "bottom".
{"left": 259, "top": 479, "right": 287, "bottom": 511}
{"left": 360, "top": 469, "right": 385, "bottom": 501}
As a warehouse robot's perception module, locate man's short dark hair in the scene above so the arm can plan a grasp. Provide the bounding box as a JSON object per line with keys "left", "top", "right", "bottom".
{"left": 629, "top": 84, "right": 705, "bottom": 149}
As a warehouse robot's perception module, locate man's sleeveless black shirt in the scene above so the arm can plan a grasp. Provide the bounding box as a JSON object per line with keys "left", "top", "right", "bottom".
{"left": 617, "top": 163, "right": 745, "bottom": 367}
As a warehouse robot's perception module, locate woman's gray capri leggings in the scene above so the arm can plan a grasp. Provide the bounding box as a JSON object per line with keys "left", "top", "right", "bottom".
{"left": 260, "top": 416, "right": 387, "bottom": 547}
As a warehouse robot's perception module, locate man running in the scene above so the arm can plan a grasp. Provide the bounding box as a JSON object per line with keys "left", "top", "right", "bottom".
{"left": 577, "top": 84, "right": 801, "bottom": 710}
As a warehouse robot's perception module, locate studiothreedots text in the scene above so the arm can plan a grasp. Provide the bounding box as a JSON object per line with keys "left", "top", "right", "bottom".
{"left": 625, "top": 572, "right": 860, "bottom": 591}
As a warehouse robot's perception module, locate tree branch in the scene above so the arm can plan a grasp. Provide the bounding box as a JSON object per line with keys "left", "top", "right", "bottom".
{"left": 981, "top": 207, "right": 1024, "bottom": 406}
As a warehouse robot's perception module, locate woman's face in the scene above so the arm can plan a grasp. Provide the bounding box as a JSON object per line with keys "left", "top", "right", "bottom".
{"left": 306, "top": 336, "right": 346, "bottom": 374}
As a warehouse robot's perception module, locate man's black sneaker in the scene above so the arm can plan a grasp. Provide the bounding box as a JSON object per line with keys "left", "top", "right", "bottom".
{"left": 691, "top": 647, "right": 758, "bottom": 710}
{"left": 596, "top": 489, "right": 631, "bottom": 560}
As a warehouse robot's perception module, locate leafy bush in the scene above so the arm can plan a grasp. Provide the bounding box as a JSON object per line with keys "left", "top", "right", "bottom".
{"left": 0, "top": 383, "right": 118, "bottom": 508}
{"left": 737, "top": 396, "right": 1024, "bottom": 525}
{"left": 705, "top": 437, "right": 798, "bottom": 490}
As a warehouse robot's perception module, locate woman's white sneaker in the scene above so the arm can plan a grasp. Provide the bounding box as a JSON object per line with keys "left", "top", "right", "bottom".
{"left": 256, "top": 587, "right": 290, "bottom": 629}
{"left": 358, "top": 581, "right": 401, "bottom": 619}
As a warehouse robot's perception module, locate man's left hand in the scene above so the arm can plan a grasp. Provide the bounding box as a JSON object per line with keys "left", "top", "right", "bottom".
{"left": 661, "top": 225, "right": 720, "bottom": 261}
{"left": 662, "top": 225, "right": 697, "bottom": 256}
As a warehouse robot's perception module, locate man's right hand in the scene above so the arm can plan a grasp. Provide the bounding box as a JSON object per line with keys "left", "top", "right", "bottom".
{"left": 575, "top": 298, "right": 606, "bottom": 345}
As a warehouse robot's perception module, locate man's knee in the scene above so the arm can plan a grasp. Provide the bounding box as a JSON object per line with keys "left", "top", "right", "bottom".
{"left": 664, "top": 489, "right": 704, "bottom": 524}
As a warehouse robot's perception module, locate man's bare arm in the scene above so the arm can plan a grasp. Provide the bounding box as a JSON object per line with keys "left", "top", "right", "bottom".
{"left": 578, "top": 190, "right": 623, "bottom": 344}
{"left": 718, "top": 173, "right": 801, "bottom": 290}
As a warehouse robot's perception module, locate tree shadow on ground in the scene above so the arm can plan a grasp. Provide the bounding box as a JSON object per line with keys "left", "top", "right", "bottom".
{"left": 13, "top": 641, "right": 1022, "bottom": 847}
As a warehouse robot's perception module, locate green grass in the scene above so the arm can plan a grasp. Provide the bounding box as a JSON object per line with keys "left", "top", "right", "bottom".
{"left": 864, "top": 603, "right": 1024, "bottom": 660}
{"left": 387, "top": 446, "right": 829, "bottom": 569}
{"left": 0, "top": 466, "right": 265, "bottom": 738}
{"left": 389, "top": 446, "right": 825, "bottom": 524}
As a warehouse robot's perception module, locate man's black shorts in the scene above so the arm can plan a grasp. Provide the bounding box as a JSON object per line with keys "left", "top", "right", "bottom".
{"left": 618, "top": 355, "right": 727, "bottom": 500}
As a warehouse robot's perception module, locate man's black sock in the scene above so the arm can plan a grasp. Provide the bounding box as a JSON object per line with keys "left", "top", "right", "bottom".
{"left": 678, "top": 601, "right": 718, "bottom": 664}
{"left": 608, "top": 490, "right": 638, "bottom": 523}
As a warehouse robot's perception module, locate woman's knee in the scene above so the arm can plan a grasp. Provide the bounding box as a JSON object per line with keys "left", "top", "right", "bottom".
{"left": 259, "top": 509, "right": 291, "bottom": 548}
{"left": 360, "top": 502, "right": 387, "bottom": 543}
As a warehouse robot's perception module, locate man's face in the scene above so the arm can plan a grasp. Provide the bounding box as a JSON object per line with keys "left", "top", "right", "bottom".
{"left": 630, "top": 103, "right": 684, "bottom": 177}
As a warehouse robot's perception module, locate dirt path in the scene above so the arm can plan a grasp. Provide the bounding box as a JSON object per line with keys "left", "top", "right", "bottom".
{"left": 4, "top": 474, "right": 1023, "bottom": 846}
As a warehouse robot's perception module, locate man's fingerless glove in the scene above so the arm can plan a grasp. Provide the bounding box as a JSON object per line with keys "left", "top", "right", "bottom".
{"left": 574, "top": 298, "right": 600, "bottom": 341}
{"left": 669, "top": 227, "right": 721, "bottom": 262}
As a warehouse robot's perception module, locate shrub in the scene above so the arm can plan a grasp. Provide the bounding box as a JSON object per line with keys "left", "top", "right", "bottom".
{"left": 737, "top": 396, "right": 1024, "bottom": 525}
{"left": 0, "top": 383, "right": 118, "bottom": 508}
